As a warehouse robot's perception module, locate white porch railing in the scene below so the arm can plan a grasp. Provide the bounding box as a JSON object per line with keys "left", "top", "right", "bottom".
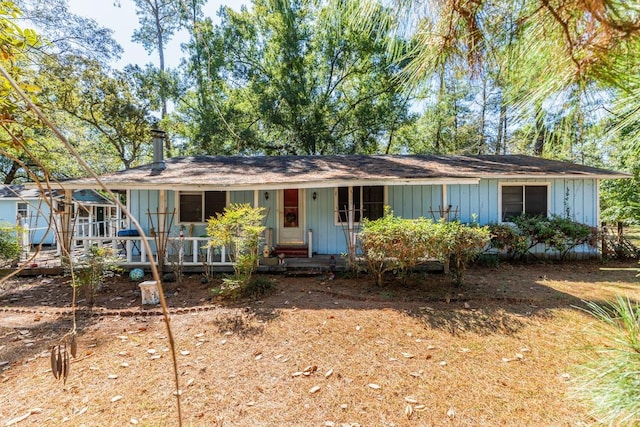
{"left": 72, "top": 235, "right": 231, "bottom": 267}
{"left": 75, "top": 218, "right": 122, "bottom": 239}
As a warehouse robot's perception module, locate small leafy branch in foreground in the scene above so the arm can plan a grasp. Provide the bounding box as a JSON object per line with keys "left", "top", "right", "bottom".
{"left": 489, "top": 215, "right": 597, "bottom": 260}
{"left": 207, "top": 203, "right": 266, "bottom": 298}
{"left": 359, "top": 209, "right": 489, "bottom": 286}
{"left": 0, "top": 222, "right": 22, "bottom": 268}
{"left": 572, "top": 296, "right": 640, "bottom": 425}
{"left": 74, "top": 245, "right": 122, "bottom": 307}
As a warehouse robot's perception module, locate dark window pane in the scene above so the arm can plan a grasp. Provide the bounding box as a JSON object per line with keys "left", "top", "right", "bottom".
{"left": 180, "top": 193, "right": 202, "bottom": 222}
{"left": 337, "top": 187, "right": 349, "bottom": 222}
{"left": 353, "top": 186, "right": 362, "bottom": 222}
{"left": 502, "top": 186, "right": 523, "bottom": 221}
{"left": 283, "top": 189, "right": 299, "bottom": 227}
{"left": 525, "top": 186, "right": 547, "bottom": 217}
{"left": 204, "top": 191, "right": 226, "bottom": 221}
{"left": 363, "top": 186, "right": 384, "bottom": 220}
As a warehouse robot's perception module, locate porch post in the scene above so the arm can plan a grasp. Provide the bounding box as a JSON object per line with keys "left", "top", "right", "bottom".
{"left": 59, "top": 189, "right": 74, "bottom": 266}
{"left": 442, "top": 184, "right": 448, "bottom": 220}
{"left": 253, "top": 189, "right": 259, "bottom": 208}
{"left": 114, "top": 203, "right": 121, "bottom": 237}
{"left": 88, "top": 209, "right": 94, "bottom": 238}
{"left": 158, "top": 189, "right": 166, "bottom": 269}
{"left": 125, "top": 189, "right": 131, "bottom": 229}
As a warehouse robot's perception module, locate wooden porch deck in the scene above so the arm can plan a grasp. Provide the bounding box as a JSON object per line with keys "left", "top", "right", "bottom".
{"left": 11, "top": 247, "right": 350, "bottom": 276}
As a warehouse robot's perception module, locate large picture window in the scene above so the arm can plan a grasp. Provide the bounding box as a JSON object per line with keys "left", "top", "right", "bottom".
{"left": 501, "top": 185, "right": 548, "bottom": 222}
{"left": 336, "top": 186, "right": 384, "bottom": 223}
{"left": 179, "top": 191, "right": 226, "bottom": 223}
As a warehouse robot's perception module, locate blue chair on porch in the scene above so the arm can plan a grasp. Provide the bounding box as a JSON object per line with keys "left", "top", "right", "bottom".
{"left": 117, "top": 229, "right": 140, "bottom": 256}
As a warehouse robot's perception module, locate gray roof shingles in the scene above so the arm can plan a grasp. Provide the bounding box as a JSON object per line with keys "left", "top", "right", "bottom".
{"left": 58, "top": 154, "right": 629, "bottom": 189}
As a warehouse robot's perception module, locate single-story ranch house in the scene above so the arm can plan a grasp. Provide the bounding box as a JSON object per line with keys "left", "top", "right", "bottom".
{"left": 57, "top": 151, "right": 628, "bottom": 266}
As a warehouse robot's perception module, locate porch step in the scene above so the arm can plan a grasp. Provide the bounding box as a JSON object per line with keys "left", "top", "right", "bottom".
{"left": 273, "top": 245, "right": 309, "bottom": 258}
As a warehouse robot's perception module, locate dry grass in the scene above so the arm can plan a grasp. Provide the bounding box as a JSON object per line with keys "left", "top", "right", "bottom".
{"left": 1, "top": 261, "right": 639, "bottom": 426}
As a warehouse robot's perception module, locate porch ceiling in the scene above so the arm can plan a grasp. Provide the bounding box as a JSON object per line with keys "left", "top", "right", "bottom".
{"left": 55, "top": 154, "right": 629, "bottom": 190}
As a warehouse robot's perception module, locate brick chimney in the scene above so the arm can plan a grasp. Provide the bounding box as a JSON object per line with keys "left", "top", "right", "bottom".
{"left": 151, "top": 129, "right": 166, "bottom": 173}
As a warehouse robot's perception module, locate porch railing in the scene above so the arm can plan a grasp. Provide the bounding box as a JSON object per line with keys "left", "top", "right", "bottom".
{"left": 71, "top": 235, "right": 231, "bottom": 267}
{"left": 74, "top": 218, "right": 122, "bottom": 239}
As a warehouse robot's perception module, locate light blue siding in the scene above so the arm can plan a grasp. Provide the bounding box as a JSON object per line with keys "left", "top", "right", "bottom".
{"left": 127, "top": 177, "right": 601, "bottom": 255}
{"left": 448, "top": 184, "right": 478, "bottom": 223}
{"left": 231, "top": 191, "right": 253, "bottom": 205}
{"left": 129, "top": 189, "right": 160, "bottom": 231}
{"left": 0, "top": 200, "right": 15, "bottom": 224}
{"left": 261, "top": 191, "right": 277, "bottom": 234}
{"left": 306, "top": 188, "right": 343, "bottom": 255}
{"left": 446, "top": 178, "right": 599, "bottom": 227}
{"left": 0, "top": 199, "right": 55, "bottom": 244}
{"left": 387, "top": 185, "right": 442, "bottom": 219}
{"left": 550, "top": 179, "right": 597, "bottom": 225}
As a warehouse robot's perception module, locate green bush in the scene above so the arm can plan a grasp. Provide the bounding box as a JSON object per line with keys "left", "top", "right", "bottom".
{"left": 207, "top": 203, "right": 266, "bottom": 292}
{"left": 488, "top": 223, "right": 530, "bottom": 260}
{"left": 74, "top": 245, "right": 122, "bottom": 306}
{"left": 444, "top": 221, "right": 491, "bottom": 285}
{"left": 360, "top": 210, "right": 442, "bottom": 285}
{"left": 573, "top": 297, "right": 640, "bottom": 425}
{"left": 359, "top": 209, "right": 489, "bottom": 286}
{"left": 0, "top": 223, "right": 22, "bottom": 268}
{"left": 490, "top": 215, "right": 598, "bottom": 260}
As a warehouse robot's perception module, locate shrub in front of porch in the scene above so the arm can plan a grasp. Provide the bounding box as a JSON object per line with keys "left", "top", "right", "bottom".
{"left": 74, "top": 246, "right": 122, "bottom": 307}
{"left": 207, "top": 203, "right": 266, "bottom": 298}
{"left": 359, "top": 211, "right": 489, "bottom": 286}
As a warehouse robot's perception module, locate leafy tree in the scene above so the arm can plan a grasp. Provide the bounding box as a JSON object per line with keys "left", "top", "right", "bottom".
{"left": 175, "top": 0, "right": 412, "bottom": 155}
{"left": 2, "top": 1, "right": 131, "bottom": 181}
{"left": 0, "top": 2, "right": 52, "bottom": 183}
{"left": 511, "top": 214, "right": 598, "bottom": 260}
{"left": 129, "top": 0, "right": 184, "bottom": 153}
{"left": 354, "top": 0, "right": 640, "bottom": 160}
{"left": 206, "top": 203, "right": 266, "bottom": 295}
{"left": 15, "top": 0, "right": 123, "bottom": 62}
{"left": 444, "top": 221, "right": 490, "bottom": 285}
{"left": 38, "top": 56, "right": 155, "bottom": 170}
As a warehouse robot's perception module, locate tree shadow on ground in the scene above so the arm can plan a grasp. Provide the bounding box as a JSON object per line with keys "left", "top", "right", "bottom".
{"left": 0, "top": 313, "right": 97, "bottom": 373}
{"left": 206, "top": 308, "right": 275, "bottom": 338}
{"left": 1, "top": 261, "right": 639, "bottom": 339}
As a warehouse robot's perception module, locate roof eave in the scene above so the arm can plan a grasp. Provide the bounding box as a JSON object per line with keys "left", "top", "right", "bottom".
{"left": 476, "top": 173, "right": 631, "bottom": 180}
{"left": 55, "top": 177, "right": 482, "bottom": 191}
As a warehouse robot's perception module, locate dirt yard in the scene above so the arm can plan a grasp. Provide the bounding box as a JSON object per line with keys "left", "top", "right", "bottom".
{"left": 1, "top": 260, "right": 639, "bottom": 426}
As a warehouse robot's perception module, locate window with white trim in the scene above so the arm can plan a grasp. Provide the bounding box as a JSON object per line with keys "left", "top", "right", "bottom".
{"left": 178, "top": 191, "right": 226, "bottom": 223}
{"left": 501, "top": 185, "right": 548, "bottom": 222}
{"left": 336, "top": 186, "right": 384, "bottom": 223}
{"left": 16, "top": 202, "right": 29, "bottom": 222}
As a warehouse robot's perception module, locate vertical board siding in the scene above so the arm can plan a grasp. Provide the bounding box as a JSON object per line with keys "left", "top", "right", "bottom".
{"left": 549, "top": 179, "right": 596, "bottom": 226}
{"left": 0, "top": 201, "right": 16, "bottom": 224}
{"left": 0, "top": 199, "right": 55, "bottom": 245}
{"left": 261, "top": 191, "right": 277, "bottom": 235}
{"left": 128, "top": 178, "right": 601, "bottom": 256}
{"left": 387, "top": 185, "right": 442, "bottom": 219}
{"left": 230, "top": 191, "right": 253, "bottom": 205}
{"left": 305, "top": 187, "right": 343, "bottom": 254}
{"left": 447, "top": 184, "right": 478, "bottom": 223}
